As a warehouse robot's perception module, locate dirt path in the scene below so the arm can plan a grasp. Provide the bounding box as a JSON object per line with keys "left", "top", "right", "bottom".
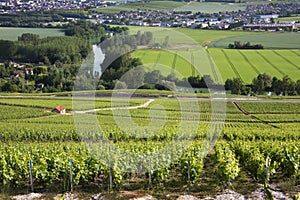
{"left": 74, "top": 99, "right": 155, "bottom": 114}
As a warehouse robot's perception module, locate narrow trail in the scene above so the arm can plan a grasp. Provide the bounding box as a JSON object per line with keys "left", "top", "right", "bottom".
{"left": 232, "top": 101, "right": 279, "bottom": 129}
{"left": 75, "top": 99, "right": 155, "bottom": 114}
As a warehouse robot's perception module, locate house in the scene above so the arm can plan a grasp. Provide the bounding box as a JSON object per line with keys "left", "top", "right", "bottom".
{"left": 25, "top": 68, "right": 34, "bottom": 75}
{"left": 35, "top": 83, "right": 44, "bottom": 91}
{"left": 53, "top": 105, "right": 66, "bottom": 115}
{"left": 12, "top": 70, "right": 23, "bottom": 78}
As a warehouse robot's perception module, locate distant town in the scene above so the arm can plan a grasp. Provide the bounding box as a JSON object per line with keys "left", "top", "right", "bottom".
{"left": 0, "top": 0, "right": 299, "bottom": 31}
{"left": 90, "top": 4, "right": 300, "bottom": 31}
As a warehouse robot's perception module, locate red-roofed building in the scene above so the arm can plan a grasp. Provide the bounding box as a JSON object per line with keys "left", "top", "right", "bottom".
{"left": 53, "top": 105, "right": 66, "bottom": 115}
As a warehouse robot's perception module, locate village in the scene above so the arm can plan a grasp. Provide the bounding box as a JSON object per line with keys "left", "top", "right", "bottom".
{"left": 89, "top": 3, "right": 300, "bottom": 31}
{"left": 0, "top": 0, "right": 299, "bottom": 31}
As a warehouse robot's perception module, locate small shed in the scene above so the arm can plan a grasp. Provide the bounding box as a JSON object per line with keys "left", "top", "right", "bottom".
{"left": 53, "top": 105, "right": 66, "bottom": 115}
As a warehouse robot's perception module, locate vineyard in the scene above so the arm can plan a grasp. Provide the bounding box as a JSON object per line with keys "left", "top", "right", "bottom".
{"left": 0, "top": 96, "right": 299, "bottom": 199}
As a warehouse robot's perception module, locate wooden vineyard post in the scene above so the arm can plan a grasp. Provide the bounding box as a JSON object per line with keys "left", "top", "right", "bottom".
{"left": 149, "top": 157, "right": 152, "bottom": 190}
{"left": 109, "top": 147, "right": 113, "bottom": 192}
{"left": 29, "top": 160, "right": 33, "bottom": 192}
{"left": 227, "top": 157, "right": 231, "bottom": 190}
{"left": 69, "top": 159, "right": 73, "bottom": 192}
{"left": 187, "top": 155, "right": 190, "bottom": 193}
{"left": 265, "top": 157, "right": 269, "bottom": 186}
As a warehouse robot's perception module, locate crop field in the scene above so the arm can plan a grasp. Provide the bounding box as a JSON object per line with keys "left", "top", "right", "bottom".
{"left": 209, "top": 32, "right": 300, "bottom": 49}
{"left": 278, "top": 16, "right": 300, "bottom": 22}
{"left": 132, "top": 49, "right": 201, "bottom": 78}
{"left": 92, "top": 1, "right": 186, "bottom": 13}
{"left": 92, "top": 1, "right": 246, "bottom": 14}
{"left": 174, "top": 2, "right": 247, "bottom": 14}
{"left": 133, "top": 48, "right": 300, "bottom": 83}
{"left": 126, "top": 26, "right": 258, "bottom": 47}
{"left": 128, "top": 28, "right": 300, "bottom": 83}
{"left": 0, "top": 95, "right": 299, "bottom": 198}
{"left": 0, "top": 27, "right": 65, "bottom": 41}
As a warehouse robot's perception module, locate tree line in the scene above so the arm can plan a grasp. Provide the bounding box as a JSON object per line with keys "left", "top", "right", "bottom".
{"left": 0, "top": 10, "right": 86, "bottom": 28}
{"left": 228, "top": 41, "right": 264, "bottom": 49}
{"left": 225, "top": 73, "right": 300, "bottom": 96}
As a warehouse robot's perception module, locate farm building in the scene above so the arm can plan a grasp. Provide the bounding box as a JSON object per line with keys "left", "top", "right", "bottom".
{"left": 243, "top": 23, "right": 298, "bottom": 31}
{"left": 53, "top": 105, "right": 66, "bottom": 115}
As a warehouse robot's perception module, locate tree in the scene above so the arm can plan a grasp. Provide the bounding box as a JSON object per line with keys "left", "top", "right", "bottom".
{"left": 225, "top": 78, "right": 243, "bottom": 94}
{"left": 2, "top": 81, "right": 18, "bottom": 92}
{"left": 144, "top": 70, "right": 162, "bottom": 85}
{"left": 18, "top": 33, "right": 40, "bottom": 44}
{"left": 252, "top": 73, "right": 272, "bottom": 94}
{"left": 114, "top": 80, "right": 127, "bottom": 89}
{"left": 271, "top": 77, "right": 282, "bottom": 95}
{"left": 166, "top": 73, "right": 178, "bottom": 83}
{"left": 121, "top": 66, "right": 145, "bottom": 89}
{"left": 296, "top": 80, "right": 300, "bottom": 95}
{"left": 281, "top": 75, "right": 295, "bottom": 95}
{"left": 0, "top": 40, "right": 17, "bottom": 60}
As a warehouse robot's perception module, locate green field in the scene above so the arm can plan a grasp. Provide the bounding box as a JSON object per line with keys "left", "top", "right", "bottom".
{"left": 278, "top": 15, "right": 300, "bottom": 22}
{"left": 127, "top": 27, "right": 300, "bottom": 83}
{"left": 209, "top": 32, "right": 300, "bottom": 49}
{"left": 0, "top": 95, "right": 299, "bottom": 198}
{"left": 0, "top": 27, "right": 65, "bottom": 41}
{"left": 126, "top": 26, "right": 258, "bottom": 47}
{"left": 92, "top": 1, "right": 186, "bottom": 13}
{"left": 92, "top": 1, "right": 247, "bottom": 14}
{"left": 174, "top": 2, "right": 247, "bottom": 14}
{"left": 133, "top": 48, "right": 300, "bottom": 83}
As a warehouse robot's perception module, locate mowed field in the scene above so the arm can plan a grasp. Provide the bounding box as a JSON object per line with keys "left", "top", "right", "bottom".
{"left": 91, "top": 1, "right": 186, "bottom": 13}
{"left": 127, "top": 26, "right": 258, "bottom": 46}
{"left": 0, "top": 27, "right": 65, "bottom": 41}
{"left": 133, "top": 48, "right": 300, "bottom": 83}
{"left": 209, "top": 32, "right": 300, "bottom": 49}
{"left": 174, "top": 2, "right": 246, "bottom": 14}
{"left": 92, "top": 1, "right": 247, "bottom": 14}
{"left": 128, "top": 27, "right": 300, "bottom": 83}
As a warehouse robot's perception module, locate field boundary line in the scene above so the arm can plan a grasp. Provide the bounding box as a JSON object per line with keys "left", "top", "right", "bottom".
{"left": 238, "top": 50, "right": 260, "bottom": 74}
{"left": 155, "top": 50, "right": 162, "bottom": 67}
{"left": 256, "top": 51, "right": 285, "bottom": 76}
{"left": 207, "top": 49, "right": 219, "bottom": 82}
{"left": 191, "top": 52, "right": 195, "bottom": 77}
{"left": 291, "top": 50, "right": 300, "bottom": 57}
{"left": 232, "top": 101, "right": 279, "bottom": 128}
{"left": 221, "top": 49, "right": 242, "bottom": 81}
{"left": 272, "top": 50, "right": 300, "bottom": 70}
{"left": 171, "top": 51, "right": 177, "bottom": 74}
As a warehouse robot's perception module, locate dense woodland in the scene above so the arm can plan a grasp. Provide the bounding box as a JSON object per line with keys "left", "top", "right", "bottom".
{"left": 0, "top": 10, "right": 87, "bottom": 28}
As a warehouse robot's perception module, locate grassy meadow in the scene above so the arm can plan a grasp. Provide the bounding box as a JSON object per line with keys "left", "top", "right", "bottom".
{"left": 92, "top": 1, "right": 247, "bottom": 14}
{"left": 133, "top": 48, "right": 300, "bottom": 83}
{"left": 174, "top": 2, "right": 247, "bottom": 14}
{"left": 0, "top": 27, "right": 65, "bottom": 41}
{"left": 209, "top": 32, "right": 300, "bottom": 49}
{"left": 126, "top": 27, "right": 300, "bottom": 83}
{"left": 92, "top": 1, "right": 186, "bottom": 13}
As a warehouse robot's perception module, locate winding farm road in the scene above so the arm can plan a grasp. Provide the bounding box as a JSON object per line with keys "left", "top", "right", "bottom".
{"left": 74, "top": 99, "right": 155, "bottom": 114}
